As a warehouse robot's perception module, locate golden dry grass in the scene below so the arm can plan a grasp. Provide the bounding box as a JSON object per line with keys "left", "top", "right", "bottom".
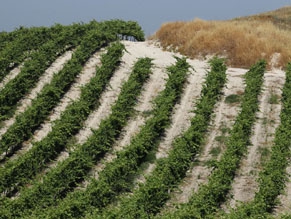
{"left": 152, "top": 7, "right": 291, "bottom": 69}
{"left": 268, "top": 6, "right": 291, "bottom": 19}
{"left": 238, "top": 6, "right": 291, "bottom": 30}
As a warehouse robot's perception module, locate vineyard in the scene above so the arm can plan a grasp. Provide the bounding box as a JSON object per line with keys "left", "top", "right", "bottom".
{"left": 0, "top": 19, "right": 290, "bottom": 219}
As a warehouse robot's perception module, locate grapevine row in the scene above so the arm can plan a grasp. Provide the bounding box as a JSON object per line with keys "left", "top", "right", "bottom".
{"left": 34, "top": 56, "right": 191, "bottom": 219}
{"left": 0, "top": 42, "right": 125, "bottom": 196}
{"left": 0, "top": 20, "right": 142, "bottom": 158}
{"left": 163, "top": 60, "right": 266, "bottom": 218}
{"left": 0, "top": 25, "right": 59, "bottom": 82}
{"left": 0, "top": 19, "right": 144, "bottom": 121}
{"left": 0, "top": 57, "right": 153, "bottom": 218}
{"left": 0, "top": 20, "right": 144, "bottom": 85}
{"left": 0, "top": 24, "right": 89, "bottom": 121}
{"left": 0, "top": 28, "right": 100, "bottom": 158}
{"left": 226, "top": 63, "right": 291, "bottom": 218}
{"left": 97, "top": 57, "right": 227, "bottom": 219}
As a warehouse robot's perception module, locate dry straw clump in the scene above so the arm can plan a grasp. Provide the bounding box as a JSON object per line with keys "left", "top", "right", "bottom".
{"left": 153, "top": 18, "right": 291, "bottom": 69}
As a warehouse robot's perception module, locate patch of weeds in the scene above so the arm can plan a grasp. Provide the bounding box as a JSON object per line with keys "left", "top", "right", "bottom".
{"left": 138, "top": 162, "right": 150, "bottom": 174}
{"left": 221, "top": 126, "right": 230, "bottom": 135}
{"left": 260, "top": 147, "right": 270, "bottom": 158}
{"left": 249, "top": 169, "right": 257, "bottom": 176}
{"left": 262, "top": 117, "right": 268, "bottom": 125}
{"left": 215, "top": 135, "right": 227, "bottom": 144}
{"left": 268, "top": 93, "right": 279, "bottom": 104}
{"left": 258, "top": 146, "right": 271, "bottom": 166}
{"left": 215, "top": 122, "right": 230, "bottom": 144}
{"left": 189, "top": 158, "right": 201, "bottom": 169}
{"left": 211, "top": 113, "right": 217, "bottom": 121}
{"left": 210, "top": 146, "right": 221, "bottom": 157}
{"left": 138, "top": 151, "right": 157, "bottom": 173}
{"left": 0, "top": 121, "right": 4, "bottom": 129}
{"left": 67, "top": 136, "right": 78, "bottom": 151}
{"left": 141, "top": 109, "right": 153, "bottom": 118}
{"left": 130, "top": 109, "right": 140, "bottom": 119}
{"left": 144, "top": 150, "right": 156, "bottom": 163}
{"left": 205, "top": 159, "right": 218, "bottom": 169}
{"left": 225, "top": 94, "right": 240, "bottom": 104}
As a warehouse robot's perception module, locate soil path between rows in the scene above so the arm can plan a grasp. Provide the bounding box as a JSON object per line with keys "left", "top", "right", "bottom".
{"left": 0, "top": 50, "right": 73, "bottom": 139}
{"left": 79, "top": 40, "right": 188, "bottom": 188}
{"left": 0, "top": 64, "right": 24, "bottom": 91}
{"left": 227, "top": 69, "right": 285, "bottom": 210}
{"left": 164, "top": 68, "right": 246, "bottom": 210}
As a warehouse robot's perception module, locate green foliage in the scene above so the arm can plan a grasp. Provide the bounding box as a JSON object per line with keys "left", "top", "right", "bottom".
{"left": 225, "top": 94, "right": 241, "bottom": 104}
{"left": 0, "top": 25, "right": 58, "bottom": 82}
{"left": 0, "top": 23, "right": 92, "bottom": 121}
{"left": 0, "top": 29, "right": 89, "bottom": 157}
{"left": 32, "top": 56, "right": 189, "bottom": 219}
{"left": 0, "top": 56, "right": 152, "bottom": 218}
{"left": 268, "top": 92, "right": 279, "bottom": 104}
{"left": 0, "top": 20, "right": 145, "bottom": 136}
{"left": 98, "top": 20, "right": 145, "bottom": 41}
{"left": 210, "top": 146, "right": 222, "bottom": 157}
{"left": 0, "top": 42, "right": 125, "bottom": 198}
{"left": 163, "top": 60, "right": 266, "bottom": 219}
{"left": 0, "top": 20, "right": 146, "bottom": 219}
{"left": 93, "top": 56, "right": 227, "bottom": 219}
{"left": 224, "top": 62, "right": 291, "bottom": 218}
{"left": 1, "top": 19, "right": 287, "bottom": 219}
{"left": 0, "top": 20, "right": 142, "bottom": 159}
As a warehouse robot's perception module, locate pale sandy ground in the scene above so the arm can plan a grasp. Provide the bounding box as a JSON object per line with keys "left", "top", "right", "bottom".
{"left": 6, "top": 50, "right": 102, "bottom": 164}
{"left": 0, "top": 50, "right": 73, "bottom": 160}
{"left": 3, "top": 40, "right": 289, "bottom": 212}
{"left": 0, "top": 51, "right": 73, "bottom": 139}
{"left": 134, "top": 59, "right": 207, "bottom": 187}
{"left": 43, "top": 47, "right": 131, "bottom": 172}
{"left": 0, "top": 63, "right": 24, "bottom": 91}
{"left": 79, "top": 40, "right": 195, "bottom": 188}
{"left": 163, "top": 68, "right": 246, "bottom": 210}
{"left": 226, "top": 69, "right": 285, "bottom": 211}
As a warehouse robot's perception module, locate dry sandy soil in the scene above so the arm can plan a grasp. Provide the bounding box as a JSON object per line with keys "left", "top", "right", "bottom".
{"left": 164, "top": 67, "right": 246, "bottom": 209}
{"left": 0, "top": 50, "right": 73, "bottom": 161}
{"left": 0, "top": 51, "right": 73, "bottom": 139}
{"left": 226, "top": 69, "right": 285, "bottom": 210}
{"left": 1, "top": 40, "right": 289, "bottom": 214}
{"left": 0, "top": 64, "right": 24, "bottom": 91}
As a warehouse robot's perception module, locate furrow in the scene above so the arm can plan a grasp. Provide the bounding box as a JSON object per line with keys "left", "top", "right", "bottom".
{"left": 0, "top": 50, "right": 73, "bottom": 139}
{"left": 74, "top": 56, "right": 131, "bottom": 145}
{"left": 227, "top": 69, "right": 285, "bottom": 210}
{"left": 135, "top": 62, "right": 206, "bottom": 186}
{"left": 44, "top": 48, "right": 132, "bottom": 171}
{"left": 7, "top": 50, "right": 102, "bottom": 164}
{"left": 81, "top": 63, "right": 168, "bottom": 188}
{"left": 0, "top": 64, "right": 24, "bottom": 91}
{"left": 76, "top": 39, "right": 182, "bottom": 187}
{"left": 165, "top": 68, "right": 246, "bottom": 208}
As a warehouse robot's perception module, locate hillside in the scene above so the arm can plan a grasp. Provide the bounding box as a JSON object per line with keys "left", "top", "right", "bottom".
{"left": 0, "top": 11, "right": 290, "bottom": 219}
{"left": 152, "top": 6, "right": 291, "bottom": 69}
{"left": 235, "top": 6, "right": 291, "bottom": 30}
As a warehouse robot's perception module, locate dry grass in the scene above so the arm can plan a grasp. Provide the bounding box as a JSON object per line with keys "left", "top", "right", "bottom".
{"left": 152, "top": 7, "right": 291, "bottom": 69}
{"left": 238, "top": 6, "right": 291, "bottom": 30}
